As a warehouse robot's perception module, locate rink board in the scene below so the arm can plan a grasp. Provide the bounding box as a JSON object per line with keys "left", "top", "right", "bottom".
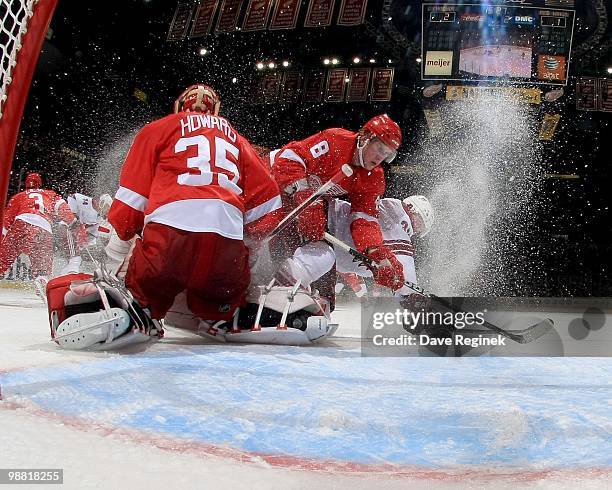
{"left": 2, "top": 343, "right": 612, "bottom": 470}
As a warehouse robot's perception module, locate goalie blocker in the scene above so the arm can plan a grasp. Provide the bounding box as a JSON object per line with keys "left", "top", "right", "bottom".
{"left": 46, "top": 273, "right": 164, "bottom": 351}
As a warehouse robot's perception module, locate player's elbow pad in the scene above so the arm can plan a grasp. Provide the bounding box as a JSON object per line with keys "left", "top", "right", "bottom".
{"left": 245, "top": 209, "right": 283, "bottom": 241}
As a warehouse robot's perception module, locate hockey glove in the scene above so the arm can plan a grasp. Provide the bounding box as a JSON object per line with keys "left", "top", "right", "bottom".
{"left": 105, "top": 229, "right": 133, "bottom": 279}
{"left": 367, "top": 246, "right": 405, "bottom": 291}
{"left": 293, "top": 190, "right": 326, "bottom": 242}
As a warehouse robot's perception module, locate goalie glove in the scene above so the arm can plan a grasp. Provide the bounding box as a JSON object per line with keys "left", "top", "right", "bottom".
{"left": 104, "top": 229, "right": 133, "bottom": 278}
{"left": 292, "top": 190, "right": 326, "bottom": 242}
{"left": 367, "top": 246, "right": 405, "bottom": 291}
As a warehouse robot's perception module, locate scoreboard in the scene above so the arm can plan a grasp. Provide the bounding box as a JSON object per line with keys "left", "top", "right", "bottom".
{"left": 421, "top": 1, "right": 576, "bottom": 86}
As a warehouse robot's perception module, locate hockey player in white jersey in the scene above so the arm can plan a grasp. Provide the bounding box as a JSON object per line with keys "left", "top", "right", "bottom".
{"left": 67, "top": 193, "right": 113, "bottom": 246}
{"left": 329, "top": 195, "right": 433, "bottom": 295}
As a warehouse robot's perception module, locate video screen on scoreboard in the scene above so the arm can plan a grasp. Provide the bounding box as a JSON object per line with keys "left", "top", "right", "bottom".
{"left": 421, "top": 2, "right": 575, "bottom": 85}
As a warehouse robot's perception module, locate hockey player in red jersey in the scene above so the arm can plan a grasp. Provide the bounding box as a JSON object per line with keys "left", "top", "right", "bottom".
{"left": 106, "top": 83, "right": 282, "bottom": 322}
{"left": 267, "top": 114, "right": 405, "bottom": 292}
{"left": 0, "top": 172, "right": 78, "bottom": 281}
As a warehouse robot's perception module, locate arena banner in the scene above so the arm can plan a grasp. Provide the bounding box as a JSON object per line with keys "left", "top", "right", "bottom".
{"left": 576, "top": 77, "right": 597, "bottom": 111}
{"left": 539, "top": 113, "right": 561, "bottom": 141}
{"left": 346, "top": 67, "right": 370, "bottom": 102}
{"left": 269, "top": 0, "right": 301, "bottom": 30}
{"left": 325, "top": 68, "right": 348, "bottom": 102}
{"left": 304, "top": 0, "right": 336, "bottom": 28}
{"left": 446, "top": 85, "right": 542, "bottom": 104}
{"left": 302, "top": 69, "right": 325, "bottom": 102}
{"left": 337, "top": 0, "right": 368, "bottom": 26}
{"left": 370, "top": 67, "right": 394, "bottom": 102}
{"left": 215, "top": 0, "right": 243, "bottom": 33}
{"left": 281, "top": 70, "right": 302, "bottom": 102}
{"left": 261, "top": 71, "right": 281, "bottom": 103}
{"left": 242, "top": 0, "right": 274, "bottom": 31}
{"left": 360, "top": 297, "right": 612, "bottom": 357}
{"left": 167, "top": 2, "right": 195, "bottom": 41}
{"left": 190, "top": 0, "right": 218, "bottom": 38}
{"left": 422, "top": 108, "right": 443, "bottom": 137}
{"left": 597, "top": 78, "right": 612, "bottom": 113}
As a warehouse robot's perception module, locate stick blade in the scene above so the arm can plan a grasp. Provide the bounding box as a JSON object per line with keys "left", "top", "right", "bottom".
{"left": 508, "top": 318, "right": 554, "bottom": 344}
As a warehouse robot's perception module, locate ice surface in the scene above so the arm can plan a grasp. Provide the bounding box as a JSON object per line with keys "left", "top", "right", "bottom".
{"left": 1, "top": 288, "right": 611, "bottom": 489}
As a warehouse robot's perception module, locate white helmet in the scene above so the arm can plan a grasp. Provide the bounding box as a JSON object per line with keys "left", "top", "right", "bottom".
{"left": 402, "top": 195, "right": 434, "bottom": 237}
{"left": 98, "top": 193, "right": 113, "bottom": 217}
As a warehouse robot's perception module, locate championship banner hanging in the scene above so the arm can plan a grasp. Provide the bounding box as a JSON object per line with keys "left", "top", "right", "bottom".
{"left": 190, "top": 0, "right": 218, "bottom": 38}
{"left": 216, "top": 0, "right": 243, "bottom": 33}
{"left": 370, "top": 67, "right": 394, "bottom": 102}
{"left": 597, "top": 78, "right": 612, "bottom": 113}
{"left": 304, "top": 0, "right": 336, "bottom": 28}
{"left": 303, "top": 70, "right": 325, "bottom": 102}
{"left": 446, "top": 86, "right": 542, "bottom": 104}
{"left": 575, "top": 78, "right": 597, "bottom": 111}
{"left": 422, "top": 108, "right": 443, "bottom": 137}
{"left": 167, "top": 2, "right": 195, "bottom": 41}
{"left": 261, "top": 72, "right": 281, "bottom": 103}
{"left": 346, "top": 67, "right": 370, "bottom": 102}
{"left": 325, "top": 68, "right": 348, "bottom": 102}
{"left": 281, "top": 71, "right": 302, "bottom": 102}
{"left": 539, "top": 114, "right": 561, "bottom": 141}
{"left": 242, "top": 0, "right": 274, "bottom": 31}
{"left": 337, "top": 0, "right": 368, "bottom": 26}
{"left": 269, "top": 0, "right": 301, "bottom": 30}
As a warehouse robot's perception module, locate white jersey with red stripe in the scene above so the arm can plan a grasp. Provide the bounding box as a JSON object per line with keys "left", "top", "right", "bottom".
{"left": 108, "top": 112, "right": 282, "bottom": 242}
{"left": 67, "top": 193, "right": 99, "bottom": 226}
{"left": 328, "top": 198, "right": 417, "bottom": 292}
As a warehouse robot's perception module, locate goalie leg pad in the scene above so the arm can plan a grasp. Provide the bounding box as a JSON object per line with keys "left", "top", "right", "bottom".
{"left": 54, "top": 308, "right": 131, "bottom": 350}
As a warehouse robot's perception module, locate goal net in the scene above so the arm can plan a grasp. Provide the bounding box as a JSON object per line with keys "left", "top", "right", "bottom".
{"left": 0, "top": 0, "right": 57, "bottom": 224}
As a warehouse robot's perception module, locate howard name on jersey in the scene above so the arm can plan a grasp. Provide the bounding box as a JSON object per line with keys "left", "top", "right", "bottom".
{"left": 3, "top": 188, "right": 74, "bottom": 235}
{"left": 109, "top": 113, "right": 282, "bottom": 242}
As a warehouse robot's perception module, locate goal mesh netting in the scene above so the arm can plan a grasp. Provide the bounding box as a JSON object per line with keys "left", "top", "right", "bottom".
{"left": 0, "top": 0, "right": 35, "bottom": 119}
{"left": 0, "top": 0, "right": 57, "bottom": 222}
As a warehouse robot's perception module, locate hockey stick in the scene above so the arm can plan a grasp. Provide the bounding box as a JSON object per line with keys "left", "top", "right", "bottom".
{"left": 323, "top": 232, "right": 554, "bottom": 344}
{"left": 267, "top": 164, "right": 354, "bottom": 240}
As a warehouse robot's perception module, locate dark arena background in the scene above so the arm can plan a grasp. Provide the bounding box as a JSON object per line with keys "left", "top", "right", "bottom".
{"left": 7, "top": 0, "right": 612, "bottom": 296}
{"left": 4, "top": 1, "right": 612, "bottom": 487}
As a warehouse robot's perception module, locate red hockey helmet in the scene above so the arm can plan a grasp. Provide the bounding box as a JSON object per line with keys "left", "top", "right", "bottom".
{"left": 25, "top": 172, "right": 42, "bottom": 189}
{"left": 361, "top": 114, "right": 402, "bottom": 151}
{"left": 173, "top": 84, "right": 221, "bottom": 115}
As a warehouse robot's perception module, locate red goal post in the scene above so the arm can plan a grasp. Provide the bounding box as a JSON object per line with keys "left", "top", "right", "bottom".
{"left": 0, "top": 0, "right": 58, "bottom": 225}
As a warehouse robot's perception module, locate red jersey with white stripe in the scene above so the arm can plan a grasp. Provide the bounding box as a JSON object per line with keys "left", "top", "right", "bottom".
{"left": 109, "top": 112, "right": 282, "bottom": 241}
{"left": 2, "top": 188, "right": 75, "bottom": 236}
{"left": 270, "top": 128, "right": 386, "bottom": 252}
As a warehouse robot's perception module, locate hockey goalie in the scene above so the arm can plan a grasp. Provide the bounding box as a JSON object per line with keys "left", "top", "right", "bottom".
{"left": 44, "top": 84, "right": 334, "bottom": 350}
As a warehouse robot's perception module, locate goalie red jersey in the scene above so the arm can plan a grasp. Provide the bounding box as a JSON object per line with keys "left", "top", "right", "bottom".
{"left": 107, "top": 99, "right": 283, "bottom": 321}
{"left": 109, "top": 112, "right": 282, "bottom": 242}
